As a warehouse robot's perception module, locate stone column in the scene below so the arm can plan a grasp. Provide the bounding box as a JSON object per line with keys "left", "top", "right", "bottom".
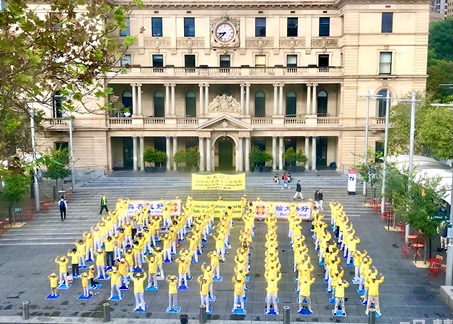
{"left": 107, "top": 135, "right": 112, "bottom": 172}
{"left": 278, "top": 137, "right": 284, "bottom": 170}
{"left": 240, "top": 83, "right": 245, "bottom": 115}
{"left": 306, "top": 83, "right": 311, "bottom": 115}
{"left": 204, "top": 84, "right": 209, "bottom": 115}
{"left": 139, "top": 136, "right": 145, "bottom": 171}
{"left": 165, "top": 84, "right": 170, "bottom": 116}
{"left": 172, "top": 137, "right": 178, "bottom": 171}
{"left": 171, "top": 83, "right": 176, "bottom": 116}
{"left": 132, "top": 136, "right": 138, "bottom": 171}
{"left": 131, "top": 83, "right": 136, "bottom": 115}
{"left": 206, "top": 137, "right": 212, "bottom": 172}
{"left": 199, "top": 84, "right": 204, "bottom": 116}
{"left": 199, "top": 137, "right": 205, "bottom": 172}
{"left": 279, "top": 83, "right": 284, "bottom": 115}
{"left": 166, "top": 137, "right": 171, "bottom": 171}
{"left": 305, "top": 136, "right": 310, "bottom": 170}
{"left": 137, "top": 83, "right": 142, "bottom": 116}
{"left": 312, "top": 136, "right": 317, "bottom": 171}
{"left": 272, "top": 136, "right": 277, "bottom": 171}
{"left": 245, "top": 137, "right": 251, "bottom": 172}
{"left": 273, "top": 83, "right": 278, "bottom": 115}
{"left": 238, "top": 137, "right": 244, "bottom": 172}
{"left": 312, "top": 83, "right": 318, "bottom": 115}
{"left": 245, "top": 83, "right": 250, "bottom": 116}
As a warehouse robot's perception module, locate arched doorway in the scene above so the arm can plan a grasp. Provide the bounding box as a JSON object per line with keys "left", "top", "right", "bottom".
{"left": 216, "top": 136, "right": 234, "bottom": 171}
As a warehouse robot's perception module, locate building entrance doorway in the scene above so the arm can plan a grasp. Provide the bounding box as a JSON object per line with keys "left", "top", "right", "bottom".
{"left": 316, "top": 137, "right": 328, "bottom": 168}
{"left": 217, "top": 137, "right": 234, "bottom": 171}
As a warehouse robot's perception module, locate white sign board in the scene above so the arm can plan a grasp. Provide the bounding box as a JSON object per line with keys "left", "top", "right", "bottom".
{"left": 348, "top": 169, "right": 357, "bottom": 194}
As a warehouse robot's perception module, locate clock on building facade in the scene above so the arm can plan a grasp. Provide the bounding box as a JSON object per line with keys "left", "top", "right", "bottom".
{"left": 211, "top": 16, "right": 240, "bottom": 47}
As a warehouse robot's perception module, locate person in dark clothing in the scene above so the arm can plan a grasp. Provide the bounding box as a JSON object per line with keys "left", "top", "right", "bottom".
{"left": 318, "top": 189, "right": 324, "bottom": 210}
{"left": 59, "top": 195, "right": 67, "bottom": 221}
{"left": 293, "top": 180, "right": 304, "bottom": 200}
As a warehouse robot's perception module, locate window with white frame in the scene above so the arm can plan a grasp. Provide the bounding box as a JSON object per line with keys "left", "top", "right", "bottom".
{"left": 120, "top": 54, "right": 131, "bottom": 67}
{"left": 255, "top": 55, "right": 266, "bottom": 67}
{"left": 379, "top": 52, "right": 392, "bottom": 74}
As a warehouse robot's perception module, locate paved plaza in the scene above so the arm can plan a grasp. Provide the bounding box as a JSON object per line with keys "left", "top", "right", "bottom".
{"left": 0, "top": 171, "right": 451, "bottom": 323}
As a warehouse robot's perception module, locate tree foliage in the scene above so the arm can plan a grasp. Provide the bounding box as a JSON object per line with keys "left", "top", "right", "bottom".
{"left": 173, "top": 147, "right": 200, "bottom": 169}
{"left": 249, "top": 146, "right": 272, "bottom": 167}
{"left": 1, "top": 172, "right": 30, "bottom": 209}
{"left": 354, "top": 148, "right": 382, "bottom": 198}
{"left": 282, "top": 148, "right": 308, "bottom": 167}
{"left": 388, "top": 97, "right": 453, "bottom": 160}
{"left": 143, "top": 148, "right": 167, "bottom": 167}
{"left": 428, "top": 18, "right": 453, "bottom": 65}
{"left": 44, "top": 148, "right": 71, "bottom": 186}
{"left": 426, "top": 60, "right": 453, "bottom": 102}
{"left": 0, "top": 0, "right": 143, "bottom": 160}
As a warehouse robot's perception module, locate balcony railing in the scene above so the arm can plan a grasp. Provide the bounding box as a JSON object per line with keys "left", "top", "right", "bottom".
{"left": 284, "top": 116, "right": 306, "bottom": 125}
{"left": 144, "top": 117, "right": 165, "bottom": 125}
{"left": 317, "top": 117, "right": 340, "bottom": 125}
{"left": 177, "top": 117, "right": 198, "bottom": 125}
{"left": 108, "top": 66, "right": 344, "bottom": 78}
{"left": 109, "top": 118, "right": 132, "bottom": 125}
{"left": 251, "top": 117, "right": 273, "bottom": 125}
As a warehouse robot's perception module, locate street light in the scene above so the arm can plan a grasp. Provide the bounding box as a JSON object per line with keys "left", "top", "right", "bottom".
{"left": 380, "top": 92, "right": 391, "bottom": 216}
{"left": 68, "top": 109, "right": 75, "bottom": 193}
{"left": 29, "top": 101, "right": 40, "bottom": 213}
{"left": 358, "top": 90, "right": 383, "bottom": 197}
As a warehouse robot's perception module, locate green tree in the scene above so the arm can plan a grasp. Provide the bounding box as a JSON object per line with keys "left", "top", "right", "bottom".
{"left": 354, "top": 148, "right": 382, "bottom": 201}
{"left": 173, "top": 147, "right": 200, "bottom": 171}
{"left": 282, "top": 147, "right": 297, "bottom": 166}
{"left": 0, "top": 0, "right": 143, "bottom": 161}
{"left": 295, "top": 149, "right": 308, "bottom": 166}
{"left": 143, "top": 148, "right": 167, "bottom": 167}
{"left": 44, "top": 148, "right": 71, "bottom": 191}
{"left": 426, "top": 61, "right": 453, "bottom": 102}
{"left": 249, "top": 146, "right": 272, "bottom": 168}
{"left": 1, "top": 172, "right": 30, "bottom": 218}
{"left": 388, "top": 97, "right": 453, "bottom": 160}
{"left": 428, "top": 18, "right": 453, "bottom": 65}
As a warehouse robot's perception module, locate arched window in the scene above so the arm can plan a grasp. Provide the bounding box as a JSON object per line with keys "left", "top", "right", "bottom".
{"left": 286, "top": 91, "right": 296, "bottom": 116}
{"left": 221, "top": 90, "right": 231, "bottom": 96}
{"left": 154, "top": 91, "right": 165, "bottom": 117}
{"left": 376, "top": 89, "right": 391, "bottom": 117}
{"left": 317, "top": 90, "right": 328, "bottom": 116}
{"left": 255, "top": 91, "right": 265, "bottom": 117}
{"left": 53, "top": 91, "right": 64, "bottom": 118}
{"left": 185, "top": 91, "right": 196, "bottom": 117}
{"left": 122, "top": 90, "right": 133, "bottom": 115}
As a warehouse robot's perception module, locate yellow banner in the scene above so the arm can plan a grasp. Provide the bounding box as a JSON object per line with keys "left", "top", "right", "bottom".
{"left": 191, "top": 173, "right": 245, "bottom": 191}
{"left": 191, "top": 200, "right": 243, "bottom": 219}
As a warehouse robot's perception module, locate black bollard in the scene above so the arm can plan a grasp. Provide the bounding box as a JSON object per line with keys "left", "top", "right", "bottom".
{"left": 103, "top": 302, "right": 110, "bottom": 322}
{"left": 198, "top": 304, "right": 206, "bottom": 324}
{"left": 283, "top": 305, "right": 290, "bottom": 324}
{"left": 22, "top": 301, "right": 29, "bottom": 320}
{"left": 368, "top": 307, "right": 376, "bottom": 324}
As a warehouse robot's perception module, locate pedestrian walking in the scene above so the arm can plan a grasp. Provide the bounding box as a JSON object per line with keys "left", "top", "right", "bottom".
{"left": 314, "top": 190, "right": 319, "bottom": 208}
{"left": 58, "top": 195, "right": 67, "bottom": 221}
{"left": 293, "top": 180, "right": 304, "bottom": 200}
{"left": 318, "top": 189, "right": 324, "bottom": 210}
{"left": 100, "top": 194, "right": 109, "bottom": 214}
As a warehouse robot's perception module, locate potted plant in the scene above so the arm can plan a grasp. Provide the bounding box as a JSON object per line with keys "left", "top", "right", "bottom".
{"left": 295, "top": 149, "right": 308, "bottom": 172}
{"left": 143, "top": 148, "right": 167, "bottom": 172}
{"left": 173, "top": 147, "right": 200, "bottom": 172}
{"left": 249, "top": 146, "right": 272, "bottom": 172}
{"left": 283, "top": 147, "right": 298, "bottom": 172}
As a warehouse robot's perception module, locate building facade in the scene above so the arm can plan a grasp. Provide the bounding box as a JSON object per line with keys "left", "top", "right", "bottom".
{"left": 39, "top": 0, "right": 430, "bottom": 174}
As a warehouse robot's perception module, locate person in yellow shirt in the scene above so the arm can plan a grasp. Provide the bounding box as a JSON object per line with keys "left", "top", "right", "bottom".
{"left": 132, "top": 240, "right": 142, "bottom": 268}
{"left": 365, "top": 273, "right": 384, "bottom": 316}
{"left": 93, "top": 249, "right": 106, "bottom": 279}
{"left": 162, "top": 233, "right": 172, "bottom": 262}
{"left": 151, "top": 246, "right": 164, "bottom": 278}
{"left": 115, "top": 258, "right": 129, "bottom": 289}
{"left": 81, "top": 272, "right": 90, "bottom": 298}
{"left": 332, "top": 279, "right": 349, "bottom": 316}
{"left": 175, "top": 256, "right": 188, "bottom": 288}
{"left": 166, "top": 275, "right": 179, "bottom": 311}
{"left": 146, "top": 255, "right": 158, "bottom": 289}
{"left": 88, "top": 265, "right": 100, "bottom": 288}
{"left": 67, "top": 248, "right": 80, "bottom": 277}
{"left": 197, "top": 275, "right": 210, "bottom": 310}
{"left": 346, "top": 235, "right": 360, "bottom": 265}
{"left": 48, "top": 273, "right": 59, "bottom": 297}
{"left": 103, "top": 236, "right": 115, "bottom": 268}
{"left": 208, "top": 251, "right": 221, "bottom": 280}
{"left": 130, "top": 272, "right": 147, "bottom": 311}
{"left": 265, "top": 270, "right": 282, "bottom": 314}
{"left": 55, "top": 256, "right": 69, "bottom": 286}
{"left": 82, "top": 232, "right": 94, "bottom": 261}
{"left": 232, "top": 274, "right": 246, "bottom": 311}
{"left": 107, "top": 267, "right": 122, "bottom": 300}
{"left": 352, "top": 250, "right": 367, "bottom": 283}
{"left": 75, "top": 239, "right": 87, "bottom": 267}
{"left": 359, "top": 256, "right": 373, "bottom": 293}
{"left": 201, "top": 263, "right": 215, "bottom": 299}
{"left": 298, "top": 277, "right": 315, "bottom": 313}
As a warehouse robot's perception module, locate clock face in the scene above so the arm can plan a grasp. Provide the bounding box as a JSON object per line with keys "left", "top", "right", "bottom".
{"left": 215, "top": 23, "right": 235, "bottom": 42}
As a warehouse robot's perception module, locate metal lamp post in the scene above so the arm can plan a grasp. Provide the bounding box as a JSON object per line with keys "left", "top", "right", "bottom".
{"left": 68, "top": 109, "right": 75, "bottom": 193}
{"left": 29, "top": 102, "right": 40, "bottom": 213}
{"left": 380, "top": 92, "right": 391, "bottom": 215}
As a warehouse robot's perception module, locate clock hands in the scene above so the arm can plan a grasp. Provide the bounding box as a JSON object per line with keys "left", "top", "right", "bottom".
{"left": 218, "top": 31, "right": 226, "bottom": 38}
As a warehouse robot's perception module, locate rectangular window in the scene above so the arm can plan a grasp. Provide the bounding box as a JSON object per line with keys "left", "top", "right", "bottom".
{"left": 220, "top": 55, "right": 230, "bottom": 68}
{"left": 152, "top": 17, "right": 163, "bottom": 37}
{"left": 120, "top": 17, "right": 130, "bottom": 36}
{"left": 185, "top": 55, "right": 196, "bottom": 67}
{"left": 287, "top": 55, "right": 297, "bottom": 67}
{"left": 120, "top": 54, "right": 131, "bottom": 67}
{"left": 255, "top": 55, "right": 266, "bottom": 67}
{"left": 381, "top": 12, "right": 393, "bottom": 33}
{"left": 152, "top": 54, "right": 164, "bottom": 67}
{"left": 379, "top": 52, "right": 392, "bottom": 74}
{"left": 319, "top": 17, "right": 330, "bottom": 37}
{"left": 255, "top": 17, "right": 266, "bottom": 37}
{"left": 287, "top": 17, "right": 298, "bottom": 37}
{"left": 318, "top": 54, "right": 329, "bottom": 67}
{"left": 184, "top": 17, "right": 195, "bottom": 37}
